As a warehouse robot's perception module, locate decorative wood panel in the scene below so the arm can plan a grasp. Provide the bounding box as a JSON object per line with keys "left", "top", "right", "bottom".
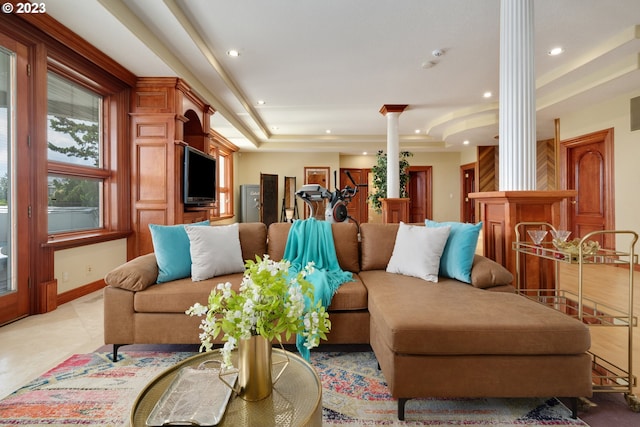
{"left": 478, "top": 146, "right": 497, "bottom": 192}
{"left": 470, "top": 191, "right": 577, "bottom": 290}
{"left": 136, "top": 122, "right": 168, "bottom": 138}
{"left": 137, "top": 210, "right": 167, "bottom": 256}
{"left": 129, "top": 78, "right": 214, "bottom": 258}
{"left": 381, "top": 198, "right": 410, "bottom": 224}
{"left": 136, "top": 144, "right": 168, "bottom": 203}
{"left": 536, "top": 138, "right": 556, "bottom": 190}
{"left": 136, "top": 91, "right": 170, "bottom": 110}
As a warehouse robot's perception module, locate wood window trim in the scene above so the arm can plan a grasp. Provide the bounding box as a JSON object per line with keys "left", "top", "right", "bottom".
{"left": 43, "top": 230, "right": 132, "bottom": 250}
{"left": 45, "top": 69, "right": 129, "bottom": 241}
{"left": 1, "top": 8, "right": 134, "bottom": 315}
{"left": 210, "top": 129, "right": 237, "bottom": 219}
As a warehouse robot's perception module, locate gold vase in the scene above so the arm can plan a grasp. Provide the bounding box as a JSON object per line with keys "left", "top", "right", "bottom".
{"left": 219, "top": 335, "right": 289, "bottom": 401}
{"left": 237, "top": 335, "right": 273, "bottom": 401}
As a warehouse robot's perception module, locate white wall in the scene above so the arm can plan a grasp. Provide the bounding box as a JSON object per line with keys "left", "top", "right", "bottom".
{"left": 559, "top": 89, "right": 640, "bottom": 240}
{"left": 54, "top": 239, "right": 127, "bottom": 294}
{"left": 237, "top": 151, "right": 463, "bottom": 222}
{"left": 234, "top": 151, "right": 341, "bottom": 218}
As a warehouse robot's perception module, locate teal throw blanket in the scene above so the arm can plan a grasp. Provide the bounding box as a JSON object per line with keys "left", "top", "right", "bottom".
{"left": 283, "top": 218, "right": 353, "bottom": 360}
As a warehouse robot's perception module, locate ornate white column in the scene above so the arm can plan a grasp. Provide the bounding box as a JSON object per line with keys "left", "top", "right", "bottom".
{"left": 379, "top": 104, "right": 408, "bottom": 197}
{"left": 499, "top": 0, "right": 536, "bottom": 190}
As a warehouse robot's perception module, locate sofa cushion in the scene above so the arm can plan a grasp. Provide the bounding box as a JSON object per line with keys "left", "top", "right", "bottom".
{"left": 470, "top": 254, "right": 514, "bottom": 288}
{"left": 327, "top": 274, "right": 368, "bottom": 311}
{"left": 386, "top": 222, "right": 450, "bottom": 282}
{"left": 238, "top": 222, "right": 268, "bottom": 262}
{"left": 104, "top": 253, "right": 158, "bottom": 291}
{"left": 186, "top": 223, "right": 245, "bottom": 281}
{"left": 267, "top": 222, "right": 360, "bottom": 273}
{"left": 149, "top": 220, "right": 209, "bottom": 283}
{"left": 132, "top": 271, "right": 367, "bottom": 314}
{"left": 426, "top": 220, "right": 482, "bottom": 283}
{"left": 360, "top": 223, "right": 401, "bottom": 271}
{"left": 361, "top": 270, "right": 590, "bottom": 356}
{"left": 133, "top": 273, "right": 245, "bottom": 313}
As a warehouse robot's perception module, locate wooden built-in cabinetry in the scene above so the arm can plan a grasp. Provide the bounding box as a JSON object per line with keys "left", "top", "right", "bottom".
{"left": 129, "top": 78, "right": 215, "bottom": 258}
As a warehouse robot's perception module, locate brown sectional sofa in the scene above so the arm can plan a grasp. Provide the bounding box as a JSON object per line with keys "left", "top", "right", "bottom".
{"left": 103, "top": 221, "right": 592, "bottom": 419}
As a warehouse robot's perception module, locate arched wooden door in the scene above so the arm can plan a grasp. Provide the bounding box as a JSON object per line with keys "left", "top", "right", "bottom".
{"left": 560, "top": 128, "right": 614, "bottom": 249}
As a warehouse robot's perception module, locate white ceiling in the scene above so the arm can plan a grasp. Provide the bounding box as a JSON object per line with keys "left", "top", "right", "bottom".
{"left": 45, "top": 0, "right": 640, "bottom": 154}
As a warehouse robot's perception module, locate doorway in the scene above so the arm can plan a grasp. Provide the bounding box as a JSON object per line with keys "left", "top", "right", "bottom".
{"left": 560, "top": 128, "right": 615, "bottom": 249}
{"left": 408, "top": 167, "right": 433, "bottom": 223}
{"left": 460, "top": 163, "right": 477, "bottom": 223}
{"left": 259, "top": 173, "right": 278, "bottom": 228}
{"left": 0, "top": 36, "right": 30, "bottom": 325}
{"left": 339, "top": 168, "right": 368, "bottom": 225}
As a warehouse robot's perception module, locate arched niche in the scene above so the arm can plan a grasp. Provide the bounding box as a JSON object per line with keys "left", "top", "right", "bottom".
{"left": 183, "top": 109, "right": 205, "bottom": 152}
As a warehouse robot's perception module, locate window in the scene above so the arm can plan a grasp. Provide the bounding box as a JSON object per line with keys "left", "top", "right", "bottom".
{"left": 46, "top": 72, "right": 107, "bottom": 234}
{"left": 217, "top": 148, "right": 232, "bottom": 216}
{"left": 210, "top": 131, "right": 236, "bottom": 219}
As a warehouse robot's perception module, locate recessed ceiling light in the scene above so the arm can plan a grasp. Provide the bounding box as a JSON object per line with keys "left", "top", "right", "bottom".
{"left": 257, "top": 100, "right": 265, "bottom": 105}
{"left": 326, "top": 129, "right": 331, "bottom": 134}
{"left": 363, "top": 151, "right": 368, "bottom": 155}
{"left": 415, "top": 129, "right": 421, "bottom": 134}
{"left": 463, "top": 140, "right": 470, "bottom": 145}
{"left": 548, "top": 47, "right": 564, "bottom": 56}
{"left": 227, "top": 49, "right": 240, "bottom": 57}
{"left": 483, "top": 91, "right": 492, "bottom": 98}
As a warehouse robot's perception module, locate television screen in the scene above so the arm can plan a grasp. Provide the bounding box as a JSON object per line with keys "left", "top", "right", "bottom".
{"left": 183, "top": 146, "right": 216, "bottom": 205}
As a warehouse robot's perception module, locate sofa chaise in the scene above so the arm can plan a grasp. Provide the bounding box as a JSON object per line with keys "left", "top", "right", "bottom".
{"left": 103, "top": 221, "right": 592, "bottom": 419}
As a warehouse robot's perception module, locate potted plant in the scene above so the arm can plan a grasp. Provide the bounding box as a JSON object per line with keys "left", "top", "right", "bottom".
{"left": 368, "top": 150, "right": 413, "bottom": 213}
{"left": 186, "top": 256, "right": 330, "bottom": 400}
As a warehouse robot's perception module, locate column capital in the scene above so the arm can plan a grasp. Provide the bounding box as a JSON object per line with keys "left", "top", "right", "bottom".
{"left": 379, "top": 104, "right": 408, "bottom": 116}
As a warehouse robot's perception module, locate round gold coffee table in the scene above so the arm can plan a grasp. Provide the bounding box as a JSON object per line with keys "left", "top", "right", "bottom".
{"left": 131, "top": 348, "right": 322, "bottom": 427}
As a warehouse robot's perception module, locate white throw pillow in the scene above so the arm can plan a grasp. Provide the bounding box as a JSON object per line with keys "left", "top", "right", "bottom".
{"left": 386, "top": 222, "right": 451, "bottom": 282}
{"left": 185, "top": 223, "right": 245, "bottom": 281}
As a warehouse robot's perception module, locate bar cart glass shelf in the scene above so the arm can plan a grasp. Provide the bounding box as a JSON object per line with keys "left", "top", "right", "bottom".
{"left": 513, "top": 222, "right": 639, "bottom": 411}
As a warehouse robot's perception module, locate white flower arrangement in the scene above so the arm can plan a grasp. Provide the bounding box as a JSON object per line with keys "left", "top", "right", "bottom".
{"left": 186, "top": 256, "right": 331, "bottom": 367}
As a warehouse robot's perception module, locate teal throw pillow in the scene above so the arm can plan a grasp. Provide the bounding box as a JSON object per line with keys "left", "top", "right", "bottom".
{"left": 149, "top": 220, "right": 210, "bottom": 283}
{"left": 425, "top": 220, "right": 482, "bottom": 284}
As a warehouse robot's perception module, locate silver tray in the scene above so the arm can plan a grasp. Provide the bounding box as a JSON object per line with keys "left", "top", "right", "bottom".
{"left": 146, "top": 361, "right": 237, "bottom": 426}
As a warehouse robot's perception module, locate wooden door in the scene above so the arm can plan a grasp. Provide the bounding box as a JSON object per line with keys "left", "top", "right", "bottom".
{"left": 461, "top": 163, "right": 477, "bottom": 223}
{"left": 408, "top": 167, "right": 433, "bottom": 223}
{"left": 260, "top": 173, "right": 278, "bottom": 228}
{"left": 560, "top": 129, "right": 614, "bottom": 249}
{"left": 339, "top": 168, "right": 368, "bottom": 225}
{"left": 0, "top": 36, "right": 30, "bottom": 325}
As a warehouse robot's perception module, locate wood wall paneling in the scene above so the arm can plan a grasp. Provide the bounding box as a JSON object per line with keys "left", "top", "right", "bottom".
{"left": 381, "top": 198, "right": 410, "bottom": 223}
{"left": 129, "top": 78, "right": 214, "bottom": 258}
{"left": 136, "top": 144, "right": 169, "bottom": 203}
{"left": 478, "top": 146, "right": 497, "bottom": 192}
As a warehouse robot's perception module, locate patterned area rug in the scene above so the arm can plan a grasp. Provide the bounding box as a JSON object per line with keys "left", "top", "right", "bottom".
{"left": 0, "top": 350, "right": 588, "bottom": 426}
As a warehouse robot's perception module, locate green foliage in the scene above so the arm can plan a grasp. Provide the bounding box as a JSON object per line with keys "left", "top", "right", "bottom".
{"left": 49, "top": 177, "right": 98, "bottom": 207}
{"left": 186, "top": 256, "right": 331, "bottom": 367}
{"left": 48, "top": 116, "right": 99, "bottom": 166}
{"left": 368, "top": 150, "right": 413, "bottom": 213}
{"left": 47, "top": 116, "right": 100, "bottom": 208}
{"left": 0, "top": 173, "right": 7, "bottom": 206}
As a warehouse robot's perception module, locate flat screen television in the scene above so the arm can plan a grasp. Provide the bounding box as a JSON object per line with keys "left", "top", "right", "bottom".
{"left": 183, "top": 146, "right": 217, "bottom": 206}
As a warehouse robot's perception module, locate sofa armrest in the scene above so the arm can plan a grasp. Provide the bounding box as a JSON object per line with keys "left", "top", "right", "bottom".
{"left": 104, "top": 253, "right": 158, "bottom": 291}
{"left": 470, "top": 255, "right": 513, "bottom": 288}
{"left": 103, "top": 286, "right": 135, "bottom": 345}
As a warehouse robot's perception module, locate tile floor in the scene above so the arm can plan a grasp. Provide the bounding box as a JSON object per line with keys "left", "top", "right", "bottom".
{"left": 0, "top": 290, "right": 105, "bottom": 399}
